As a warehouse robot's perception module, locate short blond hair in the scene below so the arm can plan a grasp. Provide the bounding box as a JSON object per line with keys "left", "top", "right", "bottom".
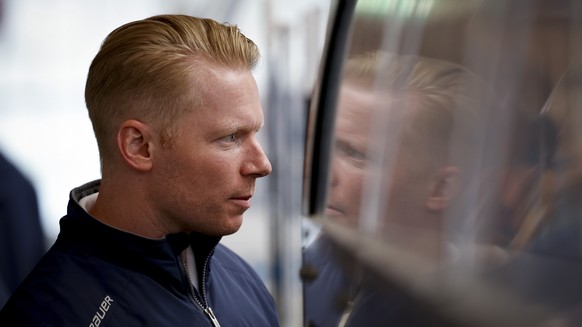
{"left": 85, "top": 15, "right": 260, "bottom": 167}
{"left": 342, "top": 51, "right": 488, "bottom": 173}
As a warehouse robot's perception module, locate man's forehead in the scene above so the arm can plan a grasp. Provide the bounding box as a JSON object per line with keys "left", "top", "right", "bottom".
{"left": 338, "top": 86, "right": 415, "bottom": 126}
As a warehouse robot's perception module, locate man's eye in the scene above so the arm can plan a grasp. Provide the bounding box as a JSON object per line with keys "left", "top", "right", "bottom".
{"left": 336, "top": 142, "right": 367, "bottom": 167}
{"left": 345, "top": 146, "right": 366, "bottom": 161}
{"left": 221, "top": 134, "right": 237, "bottom": 143}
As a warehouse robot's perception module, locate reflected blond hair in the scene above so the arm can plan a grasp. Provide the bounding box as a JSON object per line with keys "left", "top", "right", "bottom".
{"left": 343, "top": 51, "right": 488, "bottom": 174}
{"left": 85, "top": 15, "right": 260, "bottom": 168}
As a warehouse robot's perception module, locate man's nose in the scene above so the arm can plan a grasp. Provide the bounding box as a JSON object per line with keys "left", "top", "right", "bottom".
{"left": 329, "top": 156, "right": 340, "bottom": 188}
{"left": 242, "top": 139, "right": 272, "bottom": 178}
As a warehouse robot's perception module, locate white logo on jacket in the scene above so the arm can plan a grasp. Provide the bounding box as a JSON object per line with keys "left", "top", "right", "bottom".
{"left": 89, "top": 295, "right": 114, "bottom": 327}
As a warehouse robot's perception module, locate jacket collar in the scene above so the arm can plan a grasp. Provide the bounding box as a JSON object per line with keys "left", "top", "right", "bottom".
{"left": 59, "top": 180, "right": 221, "bottom": 292}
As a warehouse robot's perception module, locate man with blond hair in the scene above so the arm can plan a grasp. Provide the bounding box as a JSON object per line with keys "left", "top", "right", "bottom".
{"left": 0, "top": 15, "right": 278, "bottom": 326}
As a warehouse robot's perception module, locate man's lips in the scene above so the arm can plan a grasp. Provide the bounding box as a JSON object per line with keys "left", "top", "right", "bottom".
{"left": 325, "top": 205, "right": 345, "bottom": 217}
{"left": 230, "top": 195, "right": 252, "bottom": 209}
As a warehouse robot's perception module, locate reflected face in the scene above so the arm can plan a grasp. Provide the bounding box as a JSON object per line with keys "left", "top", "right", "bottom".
{"left": 326, "top": 85, "right": 434, "bottom": 229}
{"left": 325, "top": 86, "right": 377, "bottom": 225}
{"left": 151, "top": 64, "right": 272, "bottom": 236}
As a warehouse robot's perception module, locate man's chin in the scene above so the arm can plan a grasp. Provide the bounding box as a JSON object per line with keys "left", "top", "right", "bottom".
{"left": 222, "top": 216, "right": 244, "bottom": 235}
{"left": 199, "top": 216, "right": 243, "bottom": 237}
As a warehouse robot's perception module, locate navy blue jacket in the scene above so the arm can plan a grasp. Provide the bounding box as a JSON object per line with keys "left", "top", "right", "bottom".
{"left": 0, "top": 181, "right": 279, "bottom": 326}
{"left": 303, "top": 235, "right": 433, "bottom": 327}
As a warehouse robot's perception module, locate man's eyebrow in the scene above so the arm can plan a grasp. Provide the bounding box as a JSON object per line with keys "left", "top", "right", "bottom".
{"left": 217, "top": 120, "right": 264, "bottom": 133}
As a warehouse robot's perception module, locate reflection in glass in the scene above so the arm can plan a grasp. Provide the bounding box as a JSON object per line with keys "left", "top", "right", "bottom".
{"left": 303, "top": 0, "right": 582, "bottom": 326}
{"left": 305, "top": 49, "right": 492, "bottom": 326}
{"left": 327, "top": 52, "right": 489, "bottom": 260}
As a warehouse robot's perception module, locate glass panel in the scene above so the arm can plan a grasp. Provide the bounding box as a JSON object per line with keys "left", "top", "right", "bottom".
{"left": 303, "top": 0, "right": 582, "bottom": 326}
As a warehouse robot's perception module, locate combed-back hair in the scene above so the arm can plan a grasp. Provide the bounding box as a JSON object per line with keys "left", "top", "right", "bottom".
{"left": 342, "top": 51, "right": 490, "bottom": 174}
{"left": 85, "top": 15, "right": 260, "bottom": 168}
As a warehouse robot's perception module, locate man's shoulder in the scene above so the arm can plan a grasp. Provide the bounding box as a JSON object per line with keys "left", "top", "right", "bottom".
{"left": 210, "top": 244, "right": 270, "bottom": 290}
{"left": 207, "top": 244, "right": 279, "bottom": 326}
{"left": 0, "top": 241, "right": 128, "bottom": 325}
{"left": 0, "top": 256, "right": 118, "bottom": 326}
{"left": 212, "top": 243, "right": 256, "bottom": 273}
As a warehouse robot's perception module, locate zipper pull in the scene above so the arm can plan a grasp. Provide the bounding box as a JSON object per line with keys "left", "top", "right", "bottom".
{"left": 204, "top": 306, "right": 221, "bottom": 327}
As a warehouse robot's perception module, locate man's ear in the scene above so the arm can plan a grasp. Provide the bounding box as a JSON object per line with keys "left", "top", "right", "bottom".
{"left": 117, "top": 120, "right": 154, "bottom": 172}
{"left": 426, "top": 166, "right": 461, "bottom": 212}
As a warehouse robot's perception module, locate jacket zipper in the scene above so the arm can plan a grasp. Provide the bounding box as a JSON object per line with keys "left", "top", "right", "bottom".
{"left": 182, "top": 250, "right": 221, "bottom": 327}
{"left": 338, "top": 279, "right": 362, "bottom": 327}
